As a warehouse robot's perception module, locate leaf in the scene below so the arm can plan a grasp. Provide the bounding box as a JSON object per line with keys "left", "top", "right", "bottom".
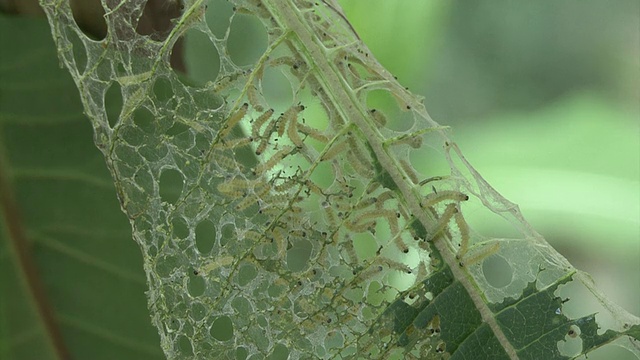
{"left": 36, "top": 0, "right": 640, "bottom": 359}
{"left": 0, "top": 14, "right": 163, "bottom": 360}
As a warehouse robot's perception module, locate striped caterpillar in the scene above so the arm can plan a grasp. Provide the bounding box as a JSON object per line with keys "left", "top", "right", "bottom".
{"left": 219, "top": 103, "right": 248, "bottom": 139}
{"left": 252, "top": 145, "right": 295, "bottom": 175}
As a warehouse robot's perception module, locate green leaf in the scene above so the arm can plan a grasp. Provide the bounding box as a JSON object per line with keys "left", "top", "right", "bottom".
{"left": 0, "top": 14, "right": 163, "bottom": 360}
{"left": 35, "top": 0, "right": 640, "bottom": 359}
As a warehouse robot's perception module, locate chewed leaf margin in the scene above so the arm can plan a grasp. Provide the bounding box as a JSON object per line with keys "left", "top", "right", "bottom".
{"left": 38, "top": 0, "right": 640, "bottom": 359}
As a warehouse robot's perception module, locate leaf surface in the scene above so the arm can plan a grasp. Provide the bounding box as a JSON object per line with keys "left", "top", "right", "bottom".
{"left": 35, "top": 0, "right": 640, "bottom": 359}
{"left": 0, "top": 15, "right": 163, "bottom": 360}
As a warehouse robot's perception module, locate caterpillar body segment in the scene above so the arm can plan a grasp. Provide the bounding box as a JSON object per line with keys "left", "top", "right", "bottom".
{"left": 251, "top": 108, "right": 275, "bottom": 139}
{"left": 219, "top": 103, "right": 248, "bottom": 139}
{"left": 215, "top": 136, "right": 252, "bottom": 150}
{"left": 351, "top": 209, "right": 399, "bottom": 236}
{"left": 393, "top": 233, "right": 409, "bottom": 254}
{"left": 399, "top": 159, "right": 420, "bottom": 184}
{"left": 426, "top": 203, "right": 458, "bottom": 243}
{"left": 214, "top": 152, "right": 245, "bottom": 171}
{"left": 420, "top": 190, "right": 469, "bottom": 209}
{"left": 320, "top": 140, "right": 348, "bottom": 161}
{"left": 347, "top": 150, "right": 374, "bottom": 178}
{"left": 247, "top": 84, "right": 264, "bottom": 112}
{"left": 341, "top": 238, "right": 358, "bottom": 263}
{"left": 454, "top": 210, "right": 471, "bottom": 259}
{"left": 368, "top": 108, "right": 387, "bottom": 127}
{"left": 255, "top": 116, "right": 279, "bottom": 156}
{"left": 253, "top": 145, "right": 296, "bottom": 175}
{"left": 458, "top": 242, "right": 500, "bottom": 268}
{"left": 297, "top": 123, "right": 329, "bottom": 143}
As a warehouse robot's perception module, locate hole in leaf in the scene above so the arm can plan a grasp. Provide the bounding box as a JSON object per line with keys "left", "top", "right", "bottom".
{"left": 236, "top": 347, "right": 248, "bottom": 360}
{"left": 586, "top": 342, "right": 635, "bottom": 360}
{"left": 65, "top": 31, "right": 89, "bottom": 77}
{"left": 220, "top": 223, "right": 234, "bottom": 247}
{"left": 135, "top": 0, "right": 181, "bottom": 41}
{"left": 70, "top": 1, "right": 106, "bottom": 40}
{"left": 557, "top": 324, "right": 583, "bottom": 357}
{"left": 210, "top": 316, "right": 234, "bottom": 341}
{"left": 153, "top": 77, "right": 174, "bottom": 102}
{"left": 287, "top": 239, "right": 312, "bottom": 272}
{"left": 115, "top": 62, "right": 126, "bottom": 77}
{"left": 105, "top": 82, "right": 123, "bottom": 128}
{"left": 165, "top": 122, "right": 190, "bottom": 136}
{"left": 159, "top": 169, "right": 184, "bottom": 204}
{"left": 195, "top": 220, "right": 216, "bottom": 253}
{"left": 238, "top": 264, "right": 257, "bottom": 286}
{"left": 227, "top": 13, "right": 267, "bottom": 67}
{"left": 206, "top": 0, "right": 234, "bottom": 38}
{"left": 366, "top": 89, "right": 414, "bottom": 132}
{"left": 262, "top": 67, "right": 293, "bottom": 109}
{"left": 191, "top": 303, "right": 207, "bottom": 321}
{"left": 268, "top": 343, "right": 290, "bottom": 360}
{"left": 231, "top": 297, "right": 252, "bottom": 314}
{"left": 482, "top": 254, "right": 513, "bottom": 288}
{"left": 184, "top": 28, "right": 220, "bottom": 86}
{"left": 133, "top": 107, "right": 155, "bottom": 134}
{"left": 188, "top": 270, "right": 205, "bottom": 297}
{"left": 155, "top": 254, "right": 179, "bottom": 277}
{"left": 172, "top": 217, "right": 189, "bottom": 239}
{"left": 177, "top": 335, "right": 194, "bottom": 356}
{"left": 268, "top": 283, "right": 286, "bottom": 298}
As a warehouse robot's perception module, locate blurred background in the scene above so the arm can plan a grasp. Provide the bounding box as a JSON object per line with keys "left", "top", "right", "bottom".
{"left": 338, "top": 1, "right": 639, "bottom": 357}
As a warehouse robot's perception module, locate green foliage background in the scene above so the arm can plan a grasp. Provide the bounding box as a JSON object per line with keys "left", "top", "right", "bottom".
{"left": 340, "top": 0, "right": 639, "bottom": 320}
{"left": 0, "top": 1, "right": 637, "bottom": 359}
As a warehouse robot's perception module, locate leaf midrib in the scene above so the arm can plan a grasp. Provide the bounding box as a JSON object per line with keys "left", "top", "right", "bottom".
{"left": 263, "top": 1, "right": 519, "bottom": 358}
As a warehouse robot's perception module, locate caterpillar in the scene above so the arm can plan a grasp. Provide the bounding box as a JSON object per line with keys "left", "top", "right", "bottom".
{"left": 337, "top": 196, "right": 376, "bottom": 212}
{"left": 215, "top": 136, "right": 252, "bottom": 150}
{"left": 399, "top": 159, "right": 420, "bottom": 184}
{"left": 393, "top": 233, "right": 409, "bottom": 254}
{"left": 288, "top": 118, "right": 303, "bottom": 148}
{"left": 251, "top": 108, "right": 274, "bottom": 139}
{"left": 255, "top": 118, "right": 280, "bottom": 155}
{"left": 237, "top": 183, "right": 271, "bottom": 210}
{"left": 420, "top": 190, "right": 469, "bottom": 209}
{"left": 347, "top": 150, "right": 374, "bottom": 178}
{"left": 388, "top": 133, "right": 423, "bottom": 149}
{"left": 212, "top": 70, "right": 247, "bottom": 93}
{"left": 458, "top": 242, "right": 500, "bottom": 268}
{"left": 297, "top": 123, "right": 329, "bottom": 143}
{"left": 320, "top": 140, "right": 348, "bottom": 161}
{"left": 454, "top": 210, "right": 470, "bottom": 259}
{"left": 286, "top": 105, "right": 306, "bottom": 148}
{"left": 272, "top": 178, "right": 297, "bottom": 193}
{"left": 379, "top": 257, "right": 412, "bottom": 275}
{"left": 214, "top": 152, "right": 244, "bottom": 171}
{"left": 369, "top": 108, "right": 387, "bottom": 127}
{"left": 276, "top": 112, "right": 287, "bottom": 137}
{"left": 219, "top": 103, "right": 248, "bottom": 138}
{"left": 425, "top": 203, "right": 458, "bottom": 243}
{"left": 374, "top": 191, "right": 396, "bottom": 209}
{"left": 415, "top": 262, "right": 427, "bottom": 281}
{"left": 341, "top": 237, "right": 358, "bottom": 263}
{"left": 243, "top": 230, "right": 262, "bottom": 243}
{"left": 246, "top": 84, "right": 264, "bottom": 112}
{"left": 217, "top": 177, "right": 251, "bottom": 197}
{"left": 271, "top": 227, "right": 287, "bottom": 258}
{"left": 253, "top": 145, "right": 295, "bottom": 175}
{"left": 304, "top": 180, "right": 324, "bottom": 196}
{"left": 354, "top": 209, "right": 399, "bottom": 235}
{"left": 345, "top": 219, "right": 376, "bottom": 234}
{"left": 352, "top": 264, "right": 384, "bottom": 284}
